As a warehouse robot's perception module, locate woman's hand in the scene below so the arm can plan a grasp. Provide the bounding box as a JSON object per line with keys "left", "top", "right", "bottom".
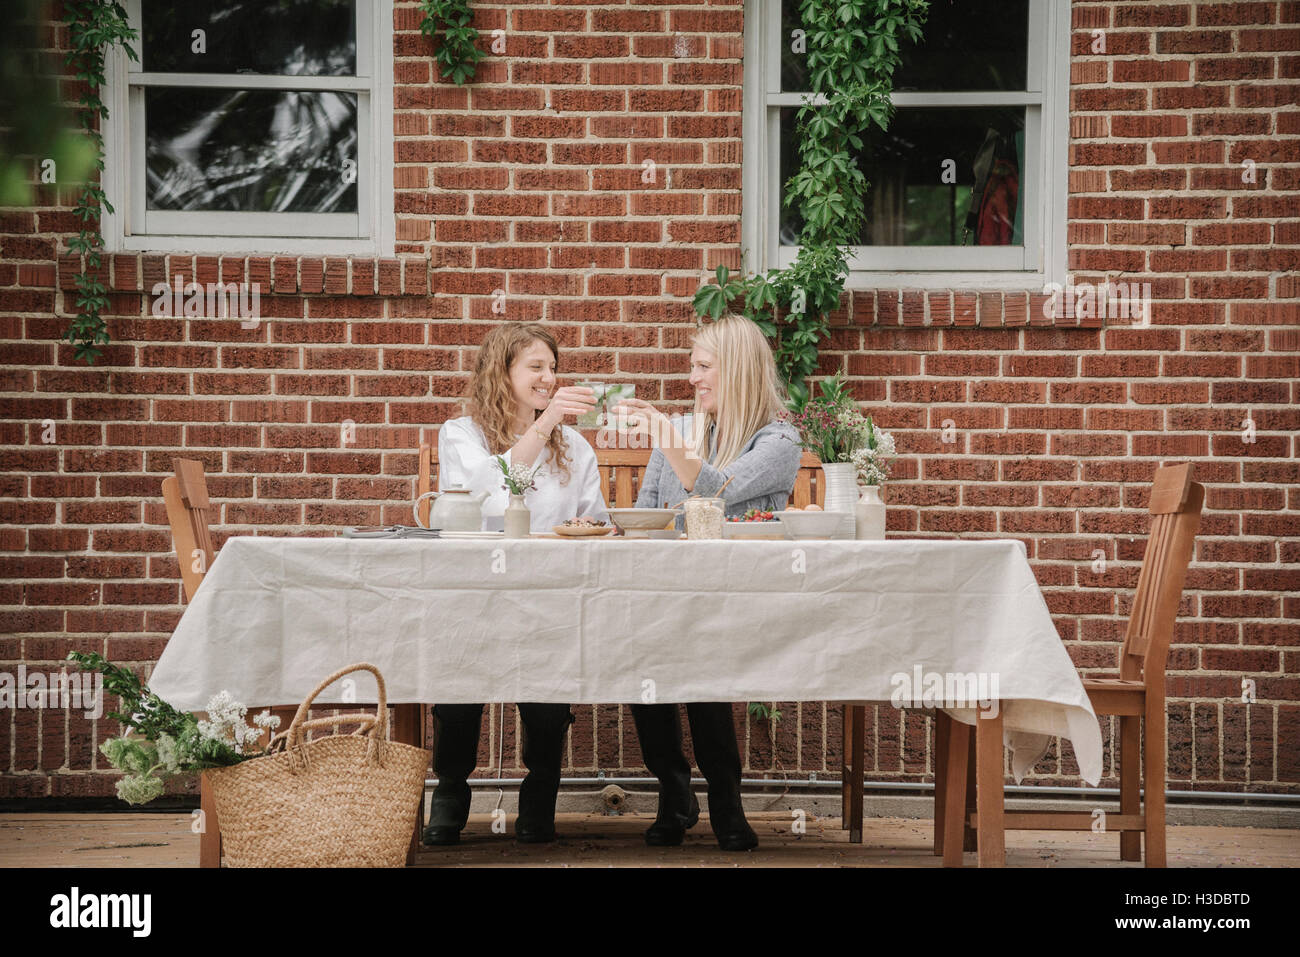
{"left": 538, "top": 386, "right": 598, "bottom": 428}
{"left": 608, "top": 397, "right": 674, "bottom": 447}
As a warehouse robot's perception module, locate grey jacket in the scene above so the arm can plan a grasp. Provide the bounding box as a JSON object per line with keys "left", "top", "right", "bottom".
{"left": 635, "top": 414, "right": 803, "bottom": 528}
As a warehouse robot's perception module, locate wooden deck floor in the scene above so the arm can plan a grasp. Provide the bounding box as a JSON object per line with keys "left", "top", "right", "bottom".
{"left": 4, "top": 811, "right": 1298, "bottom": 867}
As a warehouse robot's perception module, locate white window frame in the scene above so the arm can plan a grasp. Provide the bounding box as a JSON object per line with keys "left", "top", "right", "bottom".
{"left": 742, "top": 0, "right": 1069, "bottom": 290}
{"left": 102, "top": 0, "right": 394, "bottom": 256}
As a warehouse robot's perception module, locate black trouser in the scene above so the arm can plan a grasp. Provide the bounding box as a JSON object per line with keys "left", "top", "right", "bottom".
{"left": 431, "top": 702, "right": 574, "bottom": 819}
{"left": 630, "top": 702, "right": 744, "bottom": 805}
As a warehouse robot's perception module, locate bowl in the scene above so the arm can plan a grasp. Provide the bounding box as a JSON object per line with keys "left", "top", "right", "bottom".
{"left": 773, "top": 510, "right": 842, "bottom": 539}
{"left": 722, "top": 519, "right": 787, "bottom": 540}
{"left": 606, "top": 508, "right": 681, "bottom": 532}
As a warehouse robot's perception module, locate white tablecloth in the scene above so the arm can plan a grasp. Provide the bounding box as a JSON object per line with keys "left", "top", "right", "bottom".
{"left": 148, "top": 536, "right": 1102, "bottom": 785}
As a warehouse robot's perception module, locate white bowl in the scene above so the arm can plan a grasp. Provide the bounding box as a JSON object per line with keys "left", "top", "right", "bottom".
{"left": 607, "top": 508, "right": 681, "bottom": 531}
{"left": 722, "top": 519, "right": 787, "bottom": 540}
{"left": 773, "top": 510, "right": 841, "bottom": 539}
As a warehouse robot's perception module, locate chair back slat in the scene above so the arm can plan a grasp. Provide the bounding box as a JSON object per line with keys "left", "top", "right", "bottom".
{"left": 163, "top": 458, "right": 215, "bottom": 602}
{"left": 1120, "top": 463, "right": 1204, "bottom": 683}
{"left": 417, "top": 443, "right": 439, "bottom": 527}
{"left": 790, "top": 469, "right": 814, "bottom": 509}
{"left": 1148, "top": 464, "right": 1194, "bottom": 514}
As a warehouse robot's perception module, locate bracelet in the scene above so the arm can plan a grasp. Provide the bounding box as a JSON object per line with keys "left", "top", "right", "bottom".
{"left": 534, "top": 425, "right": 550, "bottom": 442}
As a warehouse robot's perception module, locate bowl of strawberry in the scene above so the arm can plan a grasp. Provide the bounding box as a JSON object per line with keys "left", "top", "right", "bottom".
{"left": 721, "top": 509, "right": 787, "bottom": 539}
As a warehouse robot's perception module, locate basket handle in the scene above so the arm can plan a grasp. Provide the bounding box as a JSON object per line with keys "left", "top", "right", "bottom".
{"left": 268, "top": 714, "right": 379, "bottom": 753}
{"left": 281, "top": 663, "right": 389, "bottom": 753}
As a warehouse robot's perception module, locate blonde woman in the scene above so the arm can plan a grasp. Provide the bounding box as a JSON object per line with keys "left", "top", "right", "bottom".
{"left": 426, "top": 322, "right": 608, "bottom": 846}
{"left": 611, "top": 314, "right": 802, "bottom": 851}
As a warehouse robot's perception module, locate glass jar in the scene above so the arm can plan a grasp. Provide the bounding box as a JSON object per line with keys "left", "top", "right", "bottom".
{"left": 683, "top": 497, "right": 726, "bottom": 540}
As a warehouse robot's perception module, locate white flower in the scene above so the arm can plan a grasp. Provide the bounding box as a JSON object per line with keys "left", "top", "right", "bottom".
{"left": 155, "top": 733, "right": 181, "bottom": 773}
{"left": 203, "top": 690, "right": 246, "bottom": 725}
{"left": 198, "top": 690, "right": 263, "bottom": 753}
{"left": 850, "top": 425, "right": 897, "bottom": 487}
{"left": 496, "top": 455, "right": 540, "bottom": 495}
{"left": 253, "top": 709, "right": 281, "bottom": 730}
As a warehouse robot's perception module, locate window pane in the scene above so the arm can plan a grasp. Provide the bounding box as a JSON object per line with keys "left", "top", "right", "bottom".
{"left": 141, "top": 0, "right": 356, "bottom": 76}
{"left": 779, "top": 106, "right": 1025, "bottom": 247}
{"left": 781, "top": 0, "right": 1029, "bottom": 93}
{"left": 145, "top": 88, "right": 359, "bottom": 213}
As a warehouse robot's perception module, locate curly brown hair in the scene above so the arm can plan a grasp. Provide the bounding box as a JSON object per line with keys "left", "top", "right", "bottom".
{"left": 467, "top": 322, "right": 573, "bottom": 485}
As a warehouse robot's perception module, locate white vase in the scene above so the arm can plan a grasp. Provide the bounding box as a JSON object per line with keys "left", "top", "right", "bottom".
{"left": 504, "top": 494, "right": 531, "bottom": 539}
{"left": 820, "top": 462, "right": 858, "bottom": 539}
{"left": 854, "top": 485, "right": 886, "bottom": 540}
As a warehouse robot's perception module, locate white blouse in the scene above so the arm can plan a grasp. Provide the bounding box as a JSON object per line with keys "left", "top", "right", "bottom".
{"left": 437, "top": 416, "right": 611, "bottom": 533}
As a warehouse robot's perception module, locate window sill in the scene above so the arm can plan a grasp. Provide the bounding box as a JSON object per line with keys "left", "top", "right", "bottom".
{"left": 109, "top": 236, "right": 388, "bottom": 258}
{"left": 833, "top": 288, "right": 1106, "bottom": 328}
{"left": 845, "top": 270, "right": 1053, "bottom": 292}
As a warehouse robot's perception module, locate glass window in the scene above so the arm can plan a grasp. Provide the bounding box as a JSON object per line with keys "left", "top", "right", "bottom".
{"left": 753, "top": 0, "right": 1065, "bottom": 279}
{"left": 105, "top": 0, "right": 387, "bottom": 250}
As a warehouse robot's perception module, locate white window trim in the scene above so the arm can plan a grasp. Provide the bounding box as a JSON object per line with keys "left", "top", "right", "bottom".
{"left": 742, "top": 0, "right": 1068, "bottom": 290}
{"left": 101, "top": 0, "right": 394, "bottom": 257}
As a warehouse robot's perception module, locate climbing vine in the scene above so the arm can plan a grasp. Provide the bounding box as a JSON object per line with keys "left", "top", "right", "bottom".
{"left": 694, "top": 0, "right": 929, "bottom": 408}
{"left": 418, "top": 0, "right": 485, "bottom": 86}
{"left": 60, "top": 0, "right": 137, "bottom": 363}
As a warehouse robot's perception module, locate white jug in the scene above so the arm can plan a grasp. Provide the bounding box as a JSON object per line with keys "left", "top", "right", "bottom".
{"left": 413, "top": 488, "right": 489, "bottom": 532}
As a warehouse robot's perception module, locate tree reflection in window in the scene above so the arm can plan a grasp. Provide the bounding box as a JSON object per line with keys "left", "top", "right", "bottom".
{"left": 145, "top": 89, "right": 358, "bottom": 213}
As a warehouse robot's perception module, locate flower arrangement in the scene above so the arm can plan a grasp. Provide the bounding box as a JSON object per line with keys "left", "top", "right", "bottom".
{"left": 781, "top": 372, "right": 874, "bottom": 463}
{"left": 495, "top": 456, "right": 539, "bottom": 496}
{"left": 850, "top": 421, "right": 897, "bottom": 486}
{"left": 68, "top": 651, "right": 279, "bottom": 805}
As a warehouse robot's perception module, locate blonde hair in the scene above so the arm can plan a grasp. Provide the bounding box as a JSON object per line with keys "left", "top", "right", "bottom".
{"left": 689, "top": 315, "right": 788, "bottom": 469}
{"left": 466, "top": 322, "right": 573, "bottom": 484}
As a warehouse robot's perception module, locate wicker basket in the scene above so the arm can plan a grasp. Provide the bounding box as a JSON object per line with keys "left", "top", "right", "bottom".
{"left": 204, "top": 663, "right": 429, "bottom": 867}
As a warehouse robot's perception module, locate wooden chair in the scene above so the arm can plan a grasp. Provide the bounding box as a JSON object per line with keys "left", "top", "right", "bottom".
{"left": 163, "top": 460, "right": 235, "bottom": 867}
{"left": 933, "top": 462, "right": 1204, "bottom": 867}
{"left": 161, "top": 459, "right": 216, "bottom": 601}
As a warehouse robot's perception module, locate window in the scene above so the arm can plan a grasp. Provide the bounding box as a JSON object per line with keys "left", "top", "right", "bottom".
{"left": 743, "top": 0, "right": 1069, "bottom": 288}
{"left": 103, "top": 0, "right": 393, "bottom": 255}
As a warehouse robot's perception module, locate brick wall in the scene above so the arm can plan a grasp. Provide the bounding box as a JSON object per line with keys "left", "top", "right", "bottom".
{"left": 0, "top": 0, "right": 1297, "bottom": 803}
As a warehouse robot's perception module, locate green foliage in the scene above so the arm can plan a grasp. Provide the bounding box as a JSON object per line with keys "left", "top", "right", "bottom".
{"left": 70, "top": 651, "right": 259, "bottom": 804}
{"left": 68, "top": 650, "right": 192, "bottom": 741}
{"left": 419, "top": 0, "right": 486, "bottom": 86}
{"left": 693, "top": 0, "right": 929, "bottom": 407}
{"left": 747, "top": 702, "right": 783, "bottom": 725}
{"left": 784, "top": 371, "right": 878, "bottom": 463}
{"left": 0, "top": 1, "right": 99, "bottom": 206}
{"left": 60, "top": 1, "right": 138, "bottom": 364}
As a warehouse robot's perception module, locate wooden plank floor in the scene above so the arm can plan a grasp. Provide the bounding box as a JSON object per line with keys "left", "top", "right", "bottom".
{"left": 4, "top": 811, "right": 1298, "bottom": 867}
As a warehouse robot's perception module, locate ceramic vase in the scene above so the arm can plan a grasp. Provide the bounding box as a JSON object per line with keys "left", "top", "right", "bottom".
{"left": 820, "top": 462, "right": 858, "bottom": 539}
{"left": 854, "top": 485, "right": 886, "bottom": 540}
{"left": 504, "top": 494, "right": 531, "bottom": 539}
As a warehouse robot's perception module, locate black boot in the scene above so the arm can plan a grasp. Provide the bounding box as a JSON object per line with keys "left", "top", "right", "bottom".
{"left": 422, "top": 704, "right": 483, "bottom": 846}
{"left": 686, "top": 702, "right": 758, "bottom": 851}
{"left": 515, "top": 703, "right": 574, "bottom": 843}
{"left": 631, "top": 703, "right": 700, "bottom": 846}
